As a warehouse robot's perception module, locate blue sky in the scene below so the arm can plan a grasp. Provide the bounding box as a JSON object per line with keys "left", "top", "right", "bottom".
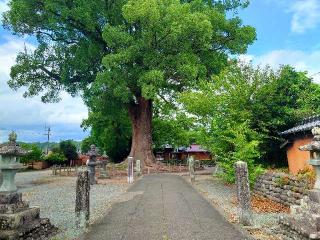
{"left": 0, "top": 0, "right": 320, "bottom": 143}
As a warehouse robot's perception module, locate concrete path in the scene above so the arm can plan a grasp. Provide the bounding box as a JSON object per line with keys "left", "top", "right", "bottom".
{"left": 82, "top": 174, "right": 249, "bottom": 240}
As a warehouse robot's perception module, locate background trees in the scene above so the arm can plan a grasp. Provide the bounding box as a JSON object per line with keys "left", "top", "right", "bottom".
{"left": 20, "top": 144, "right": 43, "bottom": 164}
{"left": 59, "top": 140, "right": 79, "bottom": 165}
{"left": 180, "top": 63, "right": 320, "bottom": 183}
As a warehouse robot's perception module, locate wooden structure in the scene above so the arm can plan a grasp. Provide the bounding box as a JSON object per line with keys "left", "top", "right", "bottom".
{"left": 157, "top": 144, "right": 212, "bottom": 161}
{"left": 280, "top": 116, "right": 320, "bottom": 174}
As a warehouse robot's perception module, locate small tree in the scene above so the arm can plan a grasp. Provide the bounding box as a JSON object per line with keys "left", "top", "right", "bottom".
{"left": 59, "top": 140, "right": 79, "bottom": 165}
{"left": 20, "top": 144, "right": 43, "bottom": 164}
{"left": 44, "top": 152, "right": 66, "bottom": 165}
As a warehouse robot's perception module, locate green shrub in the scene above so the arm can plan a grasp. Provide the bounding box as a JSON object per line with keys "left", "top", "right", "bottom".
{"left": 20, "top": 144, "right": 43, "bottom": 164}
{"left": 44, "top": 152, "right": 66, "bottom": 164}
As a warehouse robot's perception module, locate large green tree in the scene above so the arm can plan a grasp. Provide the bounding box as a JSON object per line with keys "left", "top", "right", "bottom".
{"left": 180, "top": 63, "right": 320, "bottom": 181}
{"left": 3, "top": 0, "right": 255, "bottom": 166}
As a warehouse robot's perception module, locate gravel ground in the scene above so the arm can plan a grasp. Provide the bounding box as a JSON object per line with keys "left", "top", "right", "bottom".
{"left": 188, "top": 174, "right": 286, "bottom": 240}
{"left": 15, "top": 170, "right": 128, "bottom": 240}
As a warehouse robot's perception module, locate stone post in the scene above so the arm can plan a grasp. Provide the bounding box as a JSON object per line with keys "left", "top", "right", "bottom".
{"left": 188, "top": 156, "right": 195, "bottom": 183}
{"left": 136, "top": 159, "right": 141, "bottom": 176}
{"left": 234, "top": 161, "right": 252, "bottom": 226}
{"left": 127, "top": 157, "right": 134, "bottom": 183}
{"left": 75, "top": 171, "right": 90, "bottom": 228}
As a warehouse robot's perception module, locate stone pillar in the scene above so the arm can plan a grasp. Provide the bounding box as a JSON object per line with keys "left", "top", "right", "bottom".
{"left": 127, "top": 157, "right": 134, "bottom": 183}
{"left": 136, "top": 159, "right": 141, "bottom": 176}
{"left": 86, "top": 145, "right": 99, "bottom": 185}
{"left": 75, "top": 171, "right": 90, "bottom": 228}
{"left": 235, "top": 161, "right": 252, "bottom": 226}
{"left": 87, "top": 162, "right": 97, "bottom": 185}
{"left": 188, "top": 156, "right": 195, "bottom": 183}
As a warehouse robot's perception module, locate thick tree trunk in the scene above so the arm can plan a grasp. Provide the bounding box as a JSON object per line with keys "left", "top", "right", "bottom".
{"left": 128, "top": 96, "right": 155, "bottom": 167}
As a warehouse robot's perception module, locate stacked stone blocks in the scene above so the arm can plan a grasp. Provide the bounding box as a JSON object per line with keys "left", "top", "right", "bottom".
{"left": 254, "top": 172, "right": 309, "bottom": 206}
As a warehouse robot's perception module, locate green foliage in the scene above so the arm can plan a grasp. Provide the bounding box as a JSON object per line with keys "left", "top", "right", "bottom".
{"left": 59, "top": 140, "right": 79, "bottom": 162}
{"left": 4, "top": 0, "right": 255, "bottom": 162}
{"left": 20, "top": 144, "right": 43, "bottom": 163}
{"left": 81, "top": 136, "right": 97, "bottom": 154}
{"left": 82, "top": 109, "right": 131, "bottom": 163}
{"left": 152, "top": 111, "right": 201, "bottom": 149}
{"left": 44, "top": 152, "right": 66, "bottom": 164}
{"left": 180, "top": 63, "right": 320, "bottom": 183}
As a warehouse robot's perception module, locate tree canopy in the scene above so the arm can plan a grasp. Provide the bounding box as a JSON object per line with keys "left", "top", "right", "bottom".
{"left": 180, "top": 63, "right": 320, "bottom": 182}
{"left": 3, "top": 0, "right": 256, "bottom": 166}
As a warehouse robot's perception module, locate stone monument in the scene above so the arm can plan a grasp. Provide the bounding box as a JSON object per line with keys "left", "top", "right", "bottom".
{"left": 127, "top": 157, "right": 134, "bottom": 183}
{"left": 75, "top": 171, "right": 90, "bottom": 228}
{"left": 234, "top": 161, "right": 253, "bottom": 226}
{"left": 86, "top": 145, "right": 99, "bottom": 185}
{"left": 188, "top": 156, "right": 195, "bottom": 183}
{"left": 0, "top": 132, "right": 57, "bottom": 239}
{"left": 279, "top": 127, "right": 320, "bottom": 239}
{"left": 98, "top": 151, "right": 109, "bottom": 179}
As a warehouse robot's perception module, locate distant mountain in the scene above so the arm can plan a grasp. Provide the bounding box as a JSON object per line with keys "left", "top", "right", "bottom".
{"left": 17, "top": 141, "right": 82, "bottom": 152}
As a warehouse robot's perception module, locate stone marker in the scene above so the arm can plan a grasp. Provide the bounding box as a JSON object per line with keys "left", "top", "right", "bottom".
{"left": 127, "top": 157, "right": 134, "bottom": 183}
{"left": 0, "top": 132, "right": 57, "bottom": 239}
{"left": 75, "top": 171, "right": 90, "bottom": 228}
{"left": 98, "top": 160, "right": 109, "bottom": 179}
{"left": 188, "top": 156, "right": 195, "bottom": 183}
{"left": 98, "top": 151, "right": 109, "bottom": 179}
{"left": 86, "top": 144, "right": 99, "bottom": 185}
{"left": 136, "top": 159, "right": 141, "bottom": 176}
{"left": 235, "top": 161, "right": 253, "bottom": 226}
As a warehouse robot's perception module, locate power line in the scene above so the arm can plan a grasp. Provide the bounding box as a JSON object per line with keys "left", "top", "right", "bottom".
{"left": 43, "top": 125, "right": 51, "bottom": 155}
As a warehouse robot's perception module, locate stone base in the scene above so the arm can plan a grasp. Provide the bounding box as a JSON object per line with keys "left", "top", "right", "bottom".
{"left": 0, "top": 192, "right": 57, "bottom": 240}
{"left": 0, "top": 218, "right": 57, "bottom": 240}
{"left": 279, "top": 196, "right": 320, "bottom": 239}
{"left": 98, "top": 172, "right": 110, "bottom": 179}
{"left": 309, "top": 190, "right": 320, "bottom": 203}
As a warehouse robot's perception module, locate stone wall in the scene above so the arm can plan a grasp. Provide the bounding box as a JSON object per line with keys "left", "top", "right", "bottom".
{"left": 254, "top": 172, "right": 311, "bottom": 206}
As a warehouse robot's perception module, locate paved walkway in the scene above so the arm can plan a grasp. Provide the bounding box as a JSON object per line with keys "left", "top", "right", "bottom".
{"left": 82, "top": 174, "right": 249, "bottom": 240}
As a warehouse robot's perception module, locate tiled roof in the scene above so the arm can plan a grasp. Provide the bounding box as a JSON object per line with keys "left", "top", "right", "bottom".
{"left": 280, "top": 115, "right": 320, "bottom": 136}
{"left": 185, "top": 144, "right": 209, "bottom": 153}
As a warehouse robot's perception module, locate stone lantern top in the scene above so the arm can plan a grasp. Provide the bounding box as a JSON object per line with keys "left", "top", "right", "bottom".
{"left": 87, "top": 144, "right": 99, "bottom": 157}
{"left": 299, "top": 127, "right": 320, "bottom": 152}
{"left": 0, "top": 131, "right": 28, "bottom": 156}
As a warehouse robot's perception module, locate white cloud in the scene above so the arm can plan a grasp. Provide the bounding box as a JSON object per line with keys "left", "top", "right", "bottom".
{"left": 265, "top": 0, "right": 320, "bottom": 34}
{"left": 289, "top": 0, "right": 320, "bottom": 33}
{"left": 0, "top": 36, "right": 88, "bottom": 143}
{"left": 0, "top": 36, "right": 35, "bottom": 75}
{"left": 0, "top": 0, "right": 9, "bottom": 14}
{"left": 240, "top": 49, "right": 320, "bottom": 82}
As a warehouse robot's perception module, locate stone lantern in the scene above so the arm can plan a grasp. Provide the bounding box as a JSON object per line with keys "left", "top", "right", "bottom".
{"left": 299, "top": 127, "right": 320, "bottom": 202}
{"left": 87, "top": 144, "right": 100, "bottom": 185}
{"left": 0, "top": 132, "right": 57, "bottom": 239}
{"left": 0, "top": 131, "right": 27, "bottom": 192}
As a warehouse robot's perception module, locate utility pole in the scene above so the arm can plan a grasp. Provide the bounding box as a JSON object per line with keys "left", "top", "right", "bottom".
{"left": 44, "top": 125, "right": 51, "bottom": 155}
